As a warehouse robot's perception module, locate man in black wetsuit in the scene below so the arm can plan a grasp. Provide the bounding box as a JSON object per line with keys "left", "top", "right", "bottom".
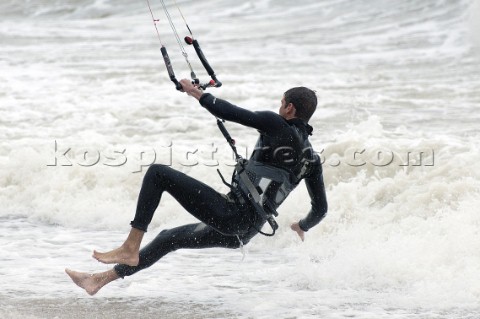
{"left": 65, "top": 79, "right": 328, "bottom": 295}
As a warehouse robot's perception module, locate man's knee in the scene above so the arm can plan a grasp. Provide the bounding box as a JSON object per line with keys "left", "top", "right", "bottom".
{"left": 145, "top": 164, "right": 174, "bottom": 182}
{"left": 146, "top": 164, "right": 168, "bottom": 175}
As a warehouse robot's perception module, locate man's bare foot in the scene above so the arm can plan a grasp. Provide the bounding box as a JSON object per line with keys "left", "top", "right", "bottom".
{"left": 92, "top": 245, "right": 140, "bottom": 266}
{"left": 65, "top": 269, "right": 108, "bottom": 296}
{"left": 92, "top": 227, "right": 144, "bottom": 266}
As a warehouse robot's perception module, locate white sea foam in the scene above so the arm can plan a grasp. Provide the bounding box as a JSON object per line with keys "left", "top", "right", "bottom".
{"left": 468, "top": 0, "right": 480, "bottom": 48}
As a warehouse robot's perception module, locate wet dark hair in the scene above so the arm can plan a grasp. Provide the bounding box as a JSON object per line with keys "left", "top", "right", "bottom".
{"left": 284, "top": 87, "right": 317, "bottom": 122}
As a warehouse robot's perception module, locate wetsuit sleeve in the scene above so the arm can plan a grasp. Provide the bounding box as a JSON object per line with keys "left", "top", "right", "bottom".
{"left": 299, "top": 164, "right": 328, "bottom": 232}
{"left": 199, "top": 93, "right": 285, "bottom": 134}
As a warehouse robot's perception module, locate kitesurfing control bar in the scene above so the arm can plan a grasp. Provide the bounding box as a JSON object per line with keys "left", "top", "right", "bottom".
{"left": 185, "top": 37, "right": 222, "bottom": 88}
{"left": 160, "top": 46, "right": 183, "bottom": 91}
{"left": 147, "top": 0, "right": 222, "bottom": 91}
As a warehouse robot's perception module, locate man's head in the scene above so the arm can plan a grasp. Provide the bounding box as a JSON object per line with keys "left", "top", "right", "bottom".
{"left": 279, "top": 87, "right": 317, "bottom": 122}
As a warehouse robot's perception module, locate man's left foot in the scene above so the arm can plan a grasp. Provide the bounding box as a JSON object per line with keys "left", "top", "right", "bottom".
{"left": 92, "top": 245, "right": 139, "bottom": 266}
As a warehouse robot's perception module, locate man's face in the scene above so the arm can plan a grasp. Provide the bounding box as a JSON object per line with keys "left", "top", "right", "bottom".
{"left": 279, "top": 95, "right": 296, "bottom": 120}
{"left": 279, "top": 96, "right": 287, "bottom": 118}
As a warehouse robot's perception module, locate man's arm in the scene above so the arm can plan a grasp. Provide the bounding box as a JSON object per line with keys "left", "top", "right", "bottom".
{"left": 180, "top": 79, "right": 284, "bottom": 134}
{"left": 300, "top": 164, "right": 328, "bottom": 231}
{"left": 292, "top": 162, "right": 328, "bottom": 240}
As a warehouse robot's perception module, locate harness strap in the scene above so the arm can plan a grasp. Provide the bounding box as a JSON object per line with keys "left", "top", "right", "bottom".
{"left": 234, "top": 161, "right": 278, "bottom": 236}
{"left": 236, "top": 162, "right": 261, "bottom": 203}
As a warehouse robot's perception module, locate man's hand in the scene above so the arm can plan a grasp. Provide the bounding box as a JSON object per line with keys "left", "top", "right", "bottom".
{"left": 179, "top": 79, "right": 203, "bottom": 100}
{"left": 290, "top": 222, "right": 305, "bottom": 242}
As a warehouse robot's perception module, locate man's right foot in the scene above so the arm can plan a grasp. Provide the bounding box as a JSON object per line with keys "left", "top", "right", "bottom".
{"left": 65, "top": 269, "right": 103, "bottom": 296}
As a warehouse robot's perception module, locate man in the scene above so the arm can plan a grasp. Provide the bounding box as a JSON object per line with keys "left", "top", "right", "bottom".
{"left": 65, "top": 79, "right": 328, "bottom": 295}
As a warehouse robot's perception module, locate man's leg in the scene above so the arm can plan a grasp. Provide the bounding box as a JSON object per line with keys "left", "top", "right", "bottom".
{"left": 65, "top": 268, "right": 119, "bottom": 296}
{"left": 114, "top": 222, "right": 241, "bottom": 278}
{"left": 130, "top": 164, "right": 248, "bottom": 233}
{"left": 94, "top": 164, "right": 251, "bottom": 265}
{"left": 66, "top": 222, "right": 241, "bottom": 295}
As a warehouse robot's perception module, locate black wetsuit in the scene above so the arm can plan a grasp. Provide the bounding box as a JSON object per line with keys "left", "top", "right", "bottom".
{"left": 114, "top": 94, "right": 328, "bottom": 278}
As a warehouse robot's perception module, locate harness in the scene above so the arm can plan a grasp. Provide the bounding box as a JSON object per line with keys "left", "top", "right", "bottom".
{"left": 215, "top": 119, "right": 280, "bottom": 236}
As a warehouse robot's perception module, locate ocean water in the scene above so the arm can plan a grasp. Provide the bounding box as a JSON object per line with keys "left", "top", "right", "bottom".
{"left": 1, "top": 0, "right": 480, "bottom": 318}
